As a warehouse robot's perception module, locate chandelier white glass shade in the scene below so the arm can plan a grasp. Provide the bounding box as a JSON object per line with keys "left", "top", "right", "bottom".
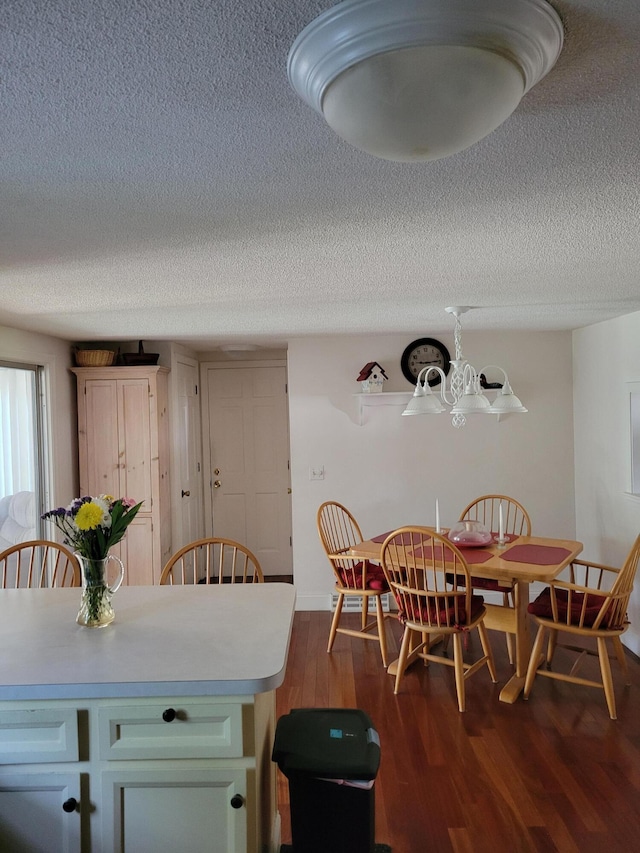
{"left": 402, "top": 307, "right": 527, "bottom": 428}
{"left": 287, "top": 0, "right": 563, "bottom": 162}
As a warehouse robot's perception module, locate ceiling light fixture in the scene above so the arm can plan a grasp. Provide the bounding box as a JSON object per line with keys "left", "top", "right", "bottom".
{"left": 402, "top": 307, "right": 527, "bottom": 428}
{"left": 287, "top": 0, "right": 563, "bottom": 162}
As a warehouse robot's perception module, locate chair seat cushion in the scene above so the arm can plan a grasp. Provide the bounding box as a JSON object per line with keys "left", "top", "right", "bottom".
{"left": 339, "top": 562, "right": 389, "bottom": 591}
{"left": 528, "top": 587, "right": 608, "bottom": 627}
{"left": 400, "top": 594, "right": 485, "bottom": 627}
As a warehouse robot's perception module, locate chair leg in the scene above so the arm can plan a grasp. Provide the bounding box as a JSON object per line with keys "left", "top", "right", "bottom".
{"left": 327, "top": 593, "right": 344, "bottom": 653}
{"left": 452, "top": 633, "right": 466, "bottom": 712}
{"left": 360, "top": 593, "right": 368, "bottom": 631}
{"left": 394, "top": 627, "right": 413, "bottom": 695}
{"left": 545, "top": 628, "right": 558, "bottom": 666}
{"left": 612, "top": 636, "right": 630, "bottom": 685}
{"left": 597, "top": 637, "right": 617, "bottom": 720}
{"left": 524, "top": 623, "right": 547, "bottom": 699}
{"left": 505, "top": 632, "right": 515, "bottom": 666}
{"left": 477, "top": 621, "right": 498, "bottom": 683}
{"left": 375, "top": 595, "right": 389, "bottom": 668}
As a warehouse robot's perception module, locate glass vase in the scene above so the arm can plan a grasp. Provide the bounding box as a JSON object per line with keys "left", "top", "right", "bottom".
{"left": 75, "top": 553, "right": 125, "bottom": 628}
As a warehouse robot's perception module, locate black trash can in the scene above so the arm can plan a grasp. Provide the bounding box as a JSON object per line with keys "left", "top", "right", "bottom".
{"left": 272, "top": 708, "right": 381, "bottom": 853}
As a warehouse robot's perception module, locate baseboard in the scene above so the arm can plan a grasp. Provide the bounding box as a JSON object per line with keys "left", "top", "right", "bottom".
{"left": 294, "top": 593, "right": 333, "bottom": 611}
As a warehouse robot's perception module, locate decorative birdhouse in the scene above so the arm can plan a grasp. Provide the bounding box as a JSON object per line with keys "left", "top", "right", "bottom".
{"left": 357, "top": 361, "right": 388, "bottom": 393}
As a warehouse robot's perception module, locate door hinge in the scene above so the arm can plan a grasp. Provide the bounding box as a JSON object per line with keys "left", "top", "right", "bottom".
{"left": 195, "top": 384, "right": 198, "bottom": 395}
{"left": 289, "top": 536, "right": 292, "bottom": 547}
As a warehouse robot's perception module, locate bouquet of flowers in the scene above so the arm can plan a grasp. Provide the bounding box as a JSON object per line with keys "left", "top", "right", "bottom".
{"left": 42, "top": 495, "right": 143, "bottom": 561}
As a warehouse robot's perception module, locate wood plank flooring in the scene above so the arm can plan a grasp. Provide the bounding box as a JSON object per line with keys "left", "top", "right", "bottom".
{"left": 275, "top": 611, "right": 640, "bottom": 853}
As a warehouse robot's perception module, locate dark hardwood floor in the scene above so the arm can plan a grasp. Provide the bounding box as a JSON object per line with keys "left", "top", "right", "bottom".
{"left": 276, "top": 611, "right": 640, "bottom": 853}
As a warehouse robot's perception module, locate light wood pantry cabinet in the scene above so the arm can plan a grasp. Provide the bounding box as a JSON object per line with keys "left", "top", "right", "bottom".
{"left": 72, "top": 367, "right": 171, "bottom": 585}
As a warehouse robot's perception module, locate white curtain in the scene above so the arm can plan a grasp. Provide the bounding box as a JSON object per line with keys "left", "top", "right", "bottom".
{"left": 0, "top": 367, "right": 36, "bottom": 498}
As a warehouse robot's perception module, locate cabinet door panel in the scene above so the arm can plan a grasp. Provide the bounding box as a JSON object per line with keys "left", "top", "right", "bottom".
{"left": 0, "top": 771, "right": 82, "bottom": 853}
{"left": 119, "top": 516, "right": 154, "bottom": 585}
{"left": 118, "top": 380, "right": 153, "bottom": 506}
{"left": 83, "top": 381, "right": 120, "bottom": 497}
{"left": 101, "top": 768, "right": 247, "bottom": 853}
{"left": 0, "top": 708, "right": 78, "bottom": 764}
{"left": 97, "top": 702, "right": 242, "bottom": 760}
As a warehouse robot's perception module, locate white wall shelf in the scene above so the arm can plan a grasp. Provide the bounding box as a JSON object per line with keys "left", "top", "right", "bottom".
{"left": 354, "top": 391, "right": 412, "bottom": 425}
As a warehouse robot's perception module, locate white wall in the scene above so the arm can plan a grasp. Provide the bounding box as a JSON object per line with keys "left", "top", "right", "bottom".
{"left": 573, "top": 310, "right": 640, "bottom": 654}
{"left": 288, "top": 330, "right": 575, "bottom": 610}
{"left": 0, "top": 324, "right": 77, "bottom": 512}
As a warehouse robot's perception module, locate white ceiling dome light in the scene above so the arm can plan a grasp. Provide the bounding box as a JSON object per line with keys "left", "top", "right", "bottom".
{"left": 287, "top": 0, "right": 564, "bottom": 162}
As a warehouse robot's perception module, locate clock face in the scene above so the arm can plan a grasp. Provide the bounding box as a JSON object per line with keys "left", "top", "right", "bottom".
{"left": 401, "top": 338, "right": 451, "bottom": 387}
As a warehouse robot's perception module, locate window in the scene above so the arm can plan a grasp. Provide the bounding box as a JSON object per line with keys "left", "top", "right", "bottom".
{"left": 0, "top": 361, "right": 46, "bottom": 546}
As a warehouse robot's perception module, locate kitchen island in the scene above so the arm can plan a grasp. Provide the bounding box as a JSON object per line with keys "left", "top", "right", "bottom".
{"left": 0, "top": 583, "right": 296, "bottom": 853}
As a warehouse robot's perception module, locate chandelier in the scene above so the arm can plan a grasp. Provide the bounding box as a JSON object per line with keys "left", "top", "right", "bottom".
{"left": 402, "top": 307, "right": 527, "bottom": 428}
{"left": 287, "top": 0, "right": 563, "bottom": 163}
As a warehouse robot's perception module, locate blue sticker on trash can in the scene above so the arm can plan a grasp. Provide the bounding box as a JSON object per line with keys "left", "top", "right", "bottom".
{"left": 329, "top": 728, "right": 343, "bottom": 738}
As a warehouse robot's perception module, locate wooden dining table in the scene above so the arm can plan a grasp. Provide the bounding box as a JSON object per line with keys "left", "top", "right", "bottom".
{"left": 348, "top": 531, "right": 583, "bottom": 703}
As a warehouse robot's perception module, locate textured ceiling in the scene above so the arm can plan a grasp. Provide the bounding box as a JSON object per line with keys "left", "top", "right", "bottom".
{"left": 1, "top": 0, "right": 639, "bottom": 347}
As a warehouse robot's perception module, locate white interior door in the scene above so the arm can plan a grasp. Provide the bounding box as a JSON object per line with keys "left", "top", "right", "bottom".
{"left": 173, "top": 356, "right": 204, "bottom": 550}
{"left": 202, "top": 363, "right": 292, "bottom": 577}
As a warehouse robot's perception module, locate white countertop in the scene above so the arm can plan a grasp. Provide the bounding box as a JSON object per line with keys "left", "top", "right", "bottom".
{"left": 0, "top": 583, "right": 296, "bottom": 701}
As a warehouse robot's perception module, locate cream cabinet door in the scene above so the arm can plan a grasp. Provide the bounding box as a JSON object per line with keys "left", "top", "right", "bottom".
{"left": 116, "top": 379, "right": 153, "bottom": 507}
{"left": 82, "top": 379, "right": 121, "bottom": 498}
{"left": 101, "top": 767, "right": 247, "bottom": 853}
{"left": 0, "top": 771, "right": 82, "bottom": 853}
{"left": 81, "top": 376, "right": 153, "bottom": 505}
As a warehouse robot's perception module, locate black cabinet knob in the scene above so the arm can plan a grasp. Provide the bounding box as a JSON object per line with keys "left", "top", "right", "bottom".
{"left": 230, "top": 794, "right": 244, "bottom": 809}
{"left": 162, "top": 707, "right": 176, "bottom": 722}
{"left": 62, "top": 798, "right": 78, "bottom": 813}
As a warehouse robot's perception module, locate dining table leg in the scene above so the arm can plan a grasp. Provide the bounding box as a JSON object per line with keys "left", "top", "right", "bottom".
{"left": 498, "top": 580, "right": 531, "bottom": 703}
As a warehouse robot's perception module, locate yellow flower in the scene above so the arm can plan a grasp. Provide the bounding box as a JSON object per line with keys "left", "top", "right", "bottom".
{"left": 75, "top": 501, "right": 105, "bottom": 531}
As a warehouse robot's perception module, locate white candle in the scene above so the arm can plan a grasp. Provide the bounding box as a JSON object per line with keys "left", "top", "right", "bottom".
{"left": 499, "top": 502, "right": 504, "bottom": 541}
{"left": 435, "top": 499, "right": 441, "bottom": 533}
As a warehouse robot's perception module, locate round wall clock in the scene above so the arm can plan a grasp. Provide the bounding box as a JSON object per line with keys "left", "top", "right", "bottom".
{"left": 400, "top": 338, "right": 451, "bottom": 386}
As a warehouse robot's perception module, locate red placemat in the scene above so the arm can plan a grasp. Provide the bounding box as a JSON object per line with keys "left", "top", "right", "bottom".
{"left": 411, "top": 546, "right": 492, "bottom": 564}
{"left": 501, "top": 544, "right": 572, "bottom": 565}
{"left": 372, "top": 531, "right": 431, "bottom": 544}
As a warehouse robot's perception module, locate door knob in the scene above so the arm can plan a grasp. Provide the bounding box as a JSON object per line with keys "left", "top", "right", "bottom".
{"left": 213, "top": 480, "right": 221, "bottom": 488}
{"left": 213, "top": 468, "right": 220, "bottom": 475}
{"left": 181, "top": 490, "right": 190, "bottom": 498}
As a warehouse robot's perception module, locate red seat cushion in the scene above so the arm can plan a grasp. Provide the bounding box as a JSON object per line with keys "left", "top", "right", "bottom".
{"left": 528, "top": 587, "right": 609, "bottom": 627}
{"left": 339, "top": 562, "right": 389, "bottom": 592}
{"left": 399, "top": 594, "right": 485, "bottom": 627}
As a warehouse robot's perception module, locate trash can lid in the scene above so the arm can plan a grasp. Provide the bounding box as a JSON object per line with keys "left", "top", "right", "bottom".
{"left": 272, "top": 708, "right": 380, "bottom": 780}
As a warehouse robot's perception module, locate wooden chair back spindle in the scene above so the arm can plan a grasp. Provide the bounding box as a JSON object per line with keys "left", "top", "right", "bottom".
{"left": 0, "top": 540, "right": 81, "bottom": 588}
